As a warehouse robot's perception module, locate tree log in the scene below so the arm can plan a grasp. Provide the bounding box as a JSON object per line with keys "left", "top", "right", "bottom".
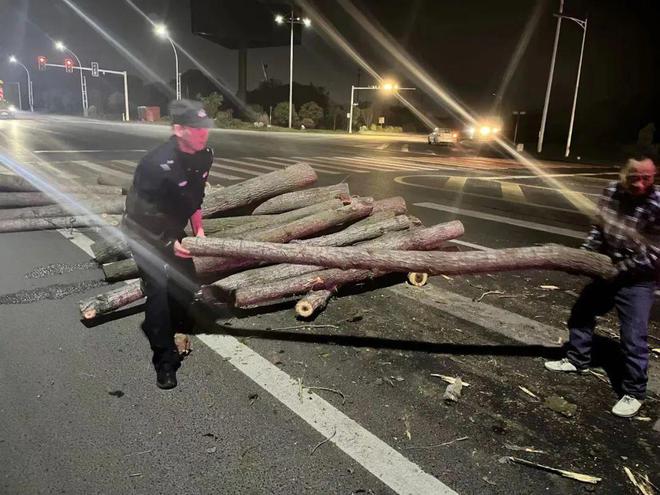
{"left": 0, "top": 196, "right": 125, "bottom": 221}
{"left": 102, "top": 258, "right": 139, "bottom": 282}
{"left": 193, "top": 198, "right": 373, "bottom": 276}
{"left": 0, "top": 175, "right": 121, "bottom": 195}
{"left": 293, "top": 214, "right": 418, "bottom": 247}
{"left": 97, "top": 174, "right": 132, "bottom": 194}
{"left": 215, "top": 197, "right": 349, "bottom": 238}
{"left": 91, "top": 236, "right": 131, "bottom": 264}
{"left": 207, "top": 222, "right": 463, "bottom": 294}
{"left": 295, "top": 289, "right": 335, "bottom": 318}
{"left": 0, "top": 214, "right": 121, "bottom": 233}
{"left": 252, "top": 183, "right": 350, "bottom": 215}
{"left": 202, "top": 163, "right": 317, "bottom": 217}
{"left": 79, "top": 279, "right": 143, "bottom": 320}
{"left": 372, "top": 196, "right": 407, "bottom": 215}
{"left": 0, "top": 192, "right": 120, "bottom": 209}
{"left": 188, "top": 240, "right": 616, "bottom": 285}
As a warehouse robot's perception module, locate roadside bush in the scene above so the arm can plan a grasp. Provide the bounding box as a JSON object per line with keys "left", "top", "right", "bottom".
{"left": 299, "top": 101, "right": 323, "bottom": 128}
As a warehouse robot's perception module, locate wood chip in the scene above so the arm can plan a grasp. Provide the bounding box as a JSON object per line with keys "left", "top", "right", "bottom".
{"left": 507, "top": 456, "right": 601, "bottom": 484}
{"left": 430, "top": 374, "right": 471, "bottom": 387}
{"left": 623, "top": 466, "right": 654, "bottom": 495}
{"left": 518, "top": 386, "right": 539, "bottom": 400}
{"left": 539, "top": 285, "right": 560, "bottom": 290}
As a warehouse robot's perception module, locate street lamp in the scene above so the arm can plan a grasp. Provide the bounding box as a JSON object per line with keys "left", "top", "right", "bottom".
{"left": 348, "top": 82, "right": 415, "bottom": 133}
{"left": 561, "top": 14, "right": 588, "bottom": 158}
{"left": 8, "top": 56, "right": 33, "bottom": 112}
{"left": 154, "top": 24, "right": 180, "bottom": 101}
{"left": 55, "top": 41, "right": 88, "bottom": 116}
{"left": 275, "top": 12, "right": 312, "bottom": 128}
{"left": 512, "top": 110, "right": 527, "bottom": 145}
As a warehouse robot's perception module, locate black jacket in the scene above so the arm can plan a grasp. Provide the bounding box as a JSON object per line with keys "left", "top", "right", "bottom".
{"left": 123, "top": 137, "right": 213, "bottom": 246}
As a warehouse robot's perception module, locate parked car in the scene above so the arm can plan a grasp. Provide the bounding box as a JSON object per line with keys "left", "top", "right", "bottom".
{"left": 428, "top": 127, "right": 458, "bottom": 145}
{"left": 0, "top": 104, "right": 16, "bottom": 119}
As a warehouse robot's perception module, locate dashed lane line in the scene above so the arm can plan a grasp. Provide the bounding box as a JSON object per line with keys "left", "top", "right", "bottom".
{"left": 499, "top": 181, "right": 526, "bottom": 202}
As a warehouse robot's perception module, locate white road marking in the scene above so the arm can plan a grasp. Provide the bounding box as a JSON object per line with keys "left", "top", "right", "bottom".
{"left": 376, "top": 143, "right": 389, "bottom": 150}
{"left": 450, "top": 239, "right": 491, "bottom": 251}
{"left": 401, "top": 144, "right": 409, "bottom": 152}
{"left": 34, "top": 149, "right": 147, "bottom": 153}
{"left": 113, "top": 160, "right": 137, "bottom": 168}
{"left": 444, "top": 176, "right": 467, "bottom": 192}
{"left": 499, "top": 181, "right": 526, "bottom": 202}
{"left": 414, "top": 202, "right": 585, "bottom": 239}
{"left": 59, "top": 227, "right": 457, "bottom": 495}
{"left": 302, "top": 156, "right": 396, "bottom": 172}
{"left": 329, "top": 155, "right": 436, "bottom": 172}
{"left": 213, "top": 162, "right": 263, "bottom": 177}
{"left": 216, "top": 158, "right": 283, "bottom": 172}
{"left": 198, "top": 334, "right": 457, "bottom": 495}
{"left": 71, "top": 160, "right": 133, "bottom": 179}
{"left": 113, "top": 158, "right": 242, "bottom": 180}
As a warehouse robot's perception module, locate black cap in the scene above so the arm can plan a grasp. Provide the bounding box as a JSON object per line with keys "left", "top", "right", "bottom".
{"left": 169, "top": 99, "right": 215, "bottom": 128}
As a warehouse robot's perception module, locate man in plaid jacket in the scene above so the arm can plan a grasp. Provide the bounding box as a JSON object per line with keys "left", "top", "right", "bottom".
{"left": 545, "top": 150, "right": 659, "bottom": 417}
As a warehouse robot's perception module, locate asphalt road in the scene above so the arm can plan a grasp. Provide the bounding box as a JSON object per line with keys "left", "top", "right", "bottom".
{"left": 0, "top": 114, "right": 658, "bottom": 495}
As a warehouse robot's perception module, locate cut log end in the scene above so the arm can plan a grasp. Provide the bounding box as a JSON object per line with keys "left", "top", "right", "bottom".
{"left": 407, "top": 272, "right": 429, "bottom": 287}
{"left": 82, "top": 308, "right": 97, "bottom": 320}
{"left": 295, "top": 300, "right": 315, "bottom": 318}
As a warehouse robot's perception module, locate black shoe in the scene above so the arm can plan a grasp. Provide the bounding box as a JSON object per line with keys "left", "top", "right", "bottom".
{"left": 156, "top": 364, "right": 178, "bottom": 390}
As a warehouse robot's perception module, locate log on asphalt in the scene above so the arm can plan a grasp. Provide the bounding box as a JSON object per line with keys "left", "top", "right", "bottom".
{"left": 0, "top": 214, "right": 121, "bottom": 233}
{"left": 0, "top": 196, "right": 125, "bottom": 221}
{"left": 202, "top": 163, "right": 318, "bottom": 217}
{"left": 187, "top": 240, "right": 616, "bottom": 283}
{"left": 0, "top": 192, "right": 119, "bottom": 209}
{"left": 91, "top": 236, "right": 131, "bottom": 264}
{"left": 102, "top": 258, "right": 139, "bottom": 283}
{"left": 79, "top": 279, "right": 143, "bottom": 320}
{"left": 0, "top": 175, "right": 121, "bottom": 195}
{"left": 295, "top": 289, "right": 335, "bottom": 318}
{"left": 206, "top": 222, "right": 464, "bottom": 295}
{"left": 97, "top": 174, "right": 132, "bottom": 194}
{"left": 251, "top": 183, "right": 350, "bottom": 215}
{"left": 193, "top": 198, "right": 374, "bottom": 276}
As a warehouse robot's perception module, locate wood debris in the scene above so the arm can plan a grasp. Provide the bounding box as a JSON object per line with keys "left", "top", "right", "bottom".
{"left": 506, "top": 456, "right": 601, "bottom": 484}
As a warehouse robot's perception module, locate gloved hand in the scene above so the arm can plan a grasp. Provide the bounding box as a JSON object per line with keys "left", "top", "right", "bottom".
{"left": 173, "top": 239, "right": 192, "bottom": 258}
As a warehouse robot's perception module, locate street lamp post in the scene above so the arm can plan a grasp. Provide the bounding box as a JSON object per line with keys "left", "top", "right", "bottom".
{"left": 537, "top": 0, "right": 564, "bottom": 154}
{"left": 563, "top": 16, "right": 588, "bottom": 158}
{"left": 9, "top": 56, "right": 33, "bottom": 112}
{"left": 154, "top": 24, "right": 180, "bottom": 100}
{"left": 512, "top": 110, "right": 526, "bottom": 145}
{"left": 348, "top": 83, "right": 415, "bottom": 133}
{"left": 55, "top": 41, "right": 88, "bottom": 116}
{"left": 275, "top": 12, "right": 312, "bottom": 128}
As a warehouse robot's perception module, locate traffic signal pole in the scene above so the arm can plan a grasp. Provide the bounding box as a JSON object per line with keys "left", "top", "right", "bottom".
{"left": 44, "top": 62, "right": 130, "bottom": 121}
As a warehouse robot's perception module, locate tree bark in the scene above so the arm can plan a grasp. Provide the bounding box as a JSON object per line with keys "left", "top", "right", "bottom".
{"left": 0, "top": 214, "right": 121, "bottom": 233}
{"left": 192, "top": 198, "right": 374, "bottom": 276}
{"left": 91, "top": 236, "right": 131, "bottom": 264}
{"left": 0, "top": 196, "right": 125, "bottom": 221}
{"left": 215, "top": 198, "right": 349, "bottom": 238}
{"left": 0, "top": 192, "right": 119, "bottom": 209}
{"left": 0, "top": 175, "right": 121, "bottom": 195}
{"left": 207, "top": 222, "right": 463, "bottom": 294}
{"left": 102, "top": 258, "right": 139, "bottom": 282}
{"left": 295, "top": 289, "right": 335, "bottom": 318}
{"left": 372, "top": 196, "right": 407, "bottom": 215}
{"left": 251, "top": 183, "right": 350, "bottom": 215}
{"left": 188, "top": 240, "right": 615, "bottom": 288}
{"left": 202, "top": 163, "right": 318, "bottom": 217}
{"left": 97, "top": 174, "right": 132, "bottom": 194}
{"left": 79, "top": 279, "right": 143, "bottom": 320}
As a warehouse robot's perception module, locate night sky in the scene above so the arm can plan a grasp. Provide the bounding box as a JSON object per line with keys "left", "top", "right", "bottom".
{"left": 1, "top": 0, "right": 658, "bottom": 143}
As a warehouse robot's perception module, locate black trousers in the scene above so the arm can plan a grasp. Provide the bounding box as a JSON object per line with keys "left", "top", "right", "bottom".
{"left": 128, "top": 237, "right": 199, "bottom": 368}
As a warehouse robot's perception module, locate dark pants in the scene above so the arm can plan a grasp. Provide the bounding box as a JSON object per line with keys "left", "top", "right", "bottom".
{"left": 128, "top": 237, "right": 199, "bottom": 370}
{"left": 566, "top": 276, "right": 655, "bottom": 399}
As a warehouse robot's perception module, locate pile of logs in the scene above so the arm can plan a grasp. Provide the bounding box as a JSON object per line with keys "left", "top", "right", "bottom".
{"left": 78, "top": 162, "right": 617, "bottom": 322}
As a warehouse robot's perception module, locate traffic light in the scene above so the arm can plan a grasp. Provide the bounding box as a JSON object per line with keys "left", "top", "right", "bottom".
{"left": 37, "top": 56, "right": 47, "bottom": 71}
{"left": 64, "top": 58, "right": 74, "bottom": 73}
{"left": 91, "top": 62, "right": 99, "bottom": 77}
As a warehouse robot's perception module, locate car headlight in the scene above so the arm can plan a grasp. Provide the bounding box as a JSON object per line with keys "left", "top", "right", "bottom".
{"left": 479, "top": 126, "right": 491, "bottom": 136}
{"left": 8, "top": 105, "right": 16, "bottom": 112}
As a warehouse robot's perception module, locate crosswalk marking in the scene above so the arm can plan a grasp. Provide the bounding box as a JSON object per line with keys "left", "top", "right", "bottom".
{"left": 316, "top": 156, "right": 401, "bottom": 172}
{"left": 328, "top": 155, "right": 435, "bottom": 172}
{"left": 216, "top": 158, "right": 282, "bottom": 172}
{"left": 113, "top": 160, "right": 137, "bottom": 168}
{"left": 342, "top": 155, "right": 450, "bottom": 171}
{"left": 213, "top": 162, "right": 263, "bottom": 177}
{"left": 401, "top": 144, "right": 409, "bottom": 152}
{"left": 499, "top": 181, "right": 526, "bottom": 202}
{"left": 444, "top": 176, "right": 467, "bottom": 192}
{"left": 414, "top": 202, "right": 585, "bottom": 239}
{"left": 72, "top": 160, "right": 133, "bottom": 179}
{"left": 271, "top": 156, "right": 364, "bottom": 174}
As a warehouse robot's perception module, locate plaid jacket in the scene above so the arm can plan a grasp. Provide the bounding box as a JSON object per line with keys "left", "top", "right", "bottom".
{"left": 583, "top": 181, "right": 660, "bottom": 276}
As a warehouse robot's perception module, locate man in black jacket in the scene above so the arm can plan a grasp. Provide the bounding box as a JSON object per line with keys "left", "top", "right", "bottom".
{"left": 123, "top": 99, "right": 214, "bottom": 389}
